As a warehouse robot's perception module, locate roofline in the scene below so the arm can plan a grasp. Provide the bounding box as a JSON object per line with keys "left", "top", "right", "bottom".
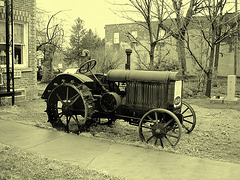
{"left": 105, "top": 13, "right": 238, "bottom": 28}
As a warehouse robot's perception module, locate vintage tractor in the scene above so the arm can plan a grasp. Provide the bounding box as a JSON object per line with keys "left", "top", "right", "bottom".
{"left": 42, "top": 59, "right": 196, "bottom": 147}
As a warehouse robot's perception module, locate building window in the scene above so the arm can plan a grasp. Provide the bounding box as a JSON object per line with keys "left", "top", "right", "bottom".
{"left": 0, "top": 21, "right": 28, "bottom": 68}
{"left": 159, "top": 30, "right": 166, "bottom": 39}
{"left": 132, "top": 31, "right": 137, "bottom": 39}
{"left": 113, "top": 32, "right": 119, "bottom": 44}
{"left": 131, "top": 31, "right": 138, "bottom": 43}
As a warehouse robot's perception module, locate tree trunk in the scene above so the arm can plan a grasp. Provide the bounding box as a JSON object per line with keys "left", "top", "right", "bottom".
{"left": 205, "top": 20, "right": 217, "bottom": 98}
{"left": 176, "top": 38, "right": 187, "bottom": 77}
{"left": 205, "top": 45, "right": 215, "bottom": 97}
{"left": 149, "top": 44, "right": 155, "bottom": 69}
{"left": 41, "top": 46, "right": 55, "bottom": 83}
{"left": 213, "top": 43, "right": 220, "bottom": 87}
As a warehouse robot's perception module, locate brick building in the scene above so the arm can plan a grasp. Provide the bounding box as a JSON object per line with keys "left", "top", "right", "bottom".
{"left": 105, "top": 16, "right": 240, "bottom": 77}
{"left": 0, "top": 0, "right": 37, "bottom": 102}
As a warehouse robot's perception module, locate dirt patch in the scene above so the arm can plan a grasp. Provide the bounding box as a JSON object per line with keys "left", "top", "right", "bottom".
{"left": 87, "top": 99, "right": 240, "bottom": 164}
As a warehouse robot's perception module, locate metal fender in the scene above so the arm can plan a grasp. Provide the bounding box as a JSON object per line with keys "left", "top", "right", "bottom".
{"left": 41, "top": 73, "right": 94, "bottom": 99}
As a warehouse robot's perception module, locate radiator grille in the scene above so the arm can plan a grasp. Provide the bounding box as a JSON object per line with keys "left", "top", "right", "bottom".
{"left": 126, "top": 81, "right": 170, "bottom": 110}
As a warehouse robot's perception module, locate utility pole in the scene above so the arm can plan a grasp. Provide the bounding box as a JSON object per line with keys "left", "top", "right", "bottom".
{"left": 234, "top": 0, "right": 238, "bottom": 75}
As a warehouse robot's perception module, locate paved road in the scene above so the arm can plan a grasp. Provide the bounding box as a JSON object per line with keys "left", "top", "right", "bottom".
{"left": 0, "top": 119, "right": 239, "bottom": 180}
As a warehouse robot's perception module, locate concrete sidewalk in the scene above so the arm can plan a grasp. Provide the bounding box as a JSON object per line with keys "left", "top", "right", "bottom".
{"left": 0, "top": 119, "right": 239, "bottom": 180}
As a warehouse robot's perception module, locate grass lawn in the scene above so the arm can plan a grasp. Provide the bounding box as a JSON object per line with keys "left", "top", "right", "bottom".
{"left": 0, "top": 143, "right": 124, "bottom": 180}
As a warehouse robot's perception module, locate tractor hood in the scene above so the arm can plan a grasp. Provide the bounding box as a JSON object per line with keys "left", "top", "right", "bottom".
{"left": 107, "top": 70, "right": 182, "bottom": 82}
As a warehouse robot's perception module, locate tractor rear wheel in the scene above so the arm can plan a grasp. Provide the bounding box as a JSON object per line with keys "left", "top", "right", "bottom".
{"left": 46, "top": 83, "right": 94, "bottom": 134}
{"left": 139, "top": 108, "right": 182, "bottom": 148}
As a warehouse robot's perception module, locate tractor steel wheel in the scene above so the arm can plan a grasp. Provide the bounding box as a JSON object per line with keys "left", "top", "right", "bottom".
{"left": 181, "top": 101, "right": 196, "bottom": 133}
{"left": 139, "top": 108, "right": 182, "bottom": 148}
{"left": 47, "top": 83, "right": 94, "bottom": 134}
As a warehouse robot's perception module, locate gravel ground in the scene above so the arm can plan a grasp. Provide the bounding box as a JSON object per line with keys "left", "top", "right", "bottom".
{"left": 1, "top": 97, "right": 240, "bottom": 164}
{"left": 88, "top": 99, "right": 240, "bottom": 164}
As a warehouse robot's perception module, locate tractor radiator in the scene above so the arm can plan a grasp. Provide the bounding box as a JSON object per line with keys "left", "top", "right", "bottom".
{"left": 126, "top": 81, "right": 174, "bottom": 110}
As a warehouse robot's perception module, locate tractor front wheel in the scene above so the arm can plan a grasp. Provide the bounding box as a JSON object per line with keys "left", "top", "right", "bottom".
{"left": 139, "top": 108, "right": 182, "bottom": 148}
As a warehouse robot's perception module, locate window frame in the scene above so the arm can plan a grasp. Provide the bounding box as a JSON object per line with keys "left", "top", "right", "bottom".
{"left": 113, "top": 32, "right": 120, "bottom": 44}
{"left": 0, "top": 21, "right": 28, "bottom": 69}
{"left": 132, "top": 31, "right": 137, "bottom": 39}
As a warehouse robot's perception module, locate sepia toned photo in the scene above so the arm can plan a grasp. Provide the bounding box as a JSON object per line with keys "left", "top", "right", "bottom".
{"left": 0, "top": 0, "right": 240, "bottom": 179}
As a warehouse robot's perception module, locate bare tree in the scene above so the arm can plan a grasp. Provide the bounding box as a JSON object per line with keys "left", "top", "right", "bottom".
{"left": 155, "top": 0, "right": 203, "bottom": 76}
{"left": 111, "top": 0, "right": 202, "bottom": 75}
{"left": 111, "top": 0, "right": 172, "bottom": 69}
{"left": 185, "top": 0, "right": 239, "bottom": 97}
{"left": 180, "top": 0, "right": 240, "bottom": 97}
{"left": 36, "top": 10, "right": 65, "bottom": 82}
{"left": 93, "top": 47, "right": 125, "bottom": 74}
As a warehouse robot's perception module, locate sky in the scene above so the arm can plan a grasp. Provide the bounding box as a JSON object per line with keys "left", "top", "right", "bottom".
{"left": 36, "top": 0, "right": 129, "bottom": 38}
{"left": 36, "top": 0, "right": 238, "bottom": 39}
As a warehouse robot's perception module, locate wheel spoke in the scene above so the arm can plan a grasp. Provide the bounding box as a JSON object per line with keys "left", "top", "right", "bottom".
{"left": 183, "top": 119, "right": 193, "bottom": 124}
{"left": 72, "top": 115, "right": 76, "bottom": 121}
{"left": 154, "top": 137, "right": 158, "bottom": 145}
{"left": 146, "top": 135, "right": 154, "bottom": 143}
{"left": 66, "top": 115, "right": 72, "bottom": 123}
{"left": 142, "top": 118, "right": 153, "bottom": 123}
{"left": 169, "top": 126, "right": 178, "bottom": 133}
{"left": 182, "top": 124, "right": 190, "bottom": 132}
{"left": 66, "top": 116, "right": 71, "bottom": 133}
{"left": 167, "top": 125, "right": 178, "bottom": 132}
{"left": 163, "top": 119, "right": 174, "bottom": 128}
{"left": 165, "top": 133, "right": 179, "bottom": 139}
{"left": 154, "top": 112, "right": 158, "bottom": 125}
{"left": 182, "top": 107, "right": 189, "bottom": 114}
{"left": 183, "top": 114, "right": 193, "bottom": 118}
{"left": 141, "top": 124, "right": 152, "bottom": 129}
{"left": 70, "top": 93, "right": 79, "bottom": 101}
{"left": 147, "top": 115, "right": 153, "bottom": 121}
{"left": 66, "top": 86, "right": 69, "bottom": 101}
{"left": 72, "top": 115, "right": 78, "bottom": 121}
{"left": 69, "top": 94, "right": 81, "bottom": 106}
{"left": 56, "top": 93, "right": 64, "bottom": 104}
{"left": 165, "top": 136, "right": 174, "bottom": 147}
{"left": 145, "top": 130, "right": 153, "bottom": 133}
{"left": 162, "top": 113, "right": 166, "bottom": 122}
{"left": 159, "top": 138, "right": 164, "bottom": 147}
{"left": 72, "top": 115, "right": 80, "bottom": 125}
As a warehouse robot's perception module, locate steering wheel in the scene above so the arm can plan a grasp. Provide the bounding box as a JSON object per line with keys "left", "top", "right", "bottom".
{"left": 79, "top": 59, "right": 96, "bottom": 74}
